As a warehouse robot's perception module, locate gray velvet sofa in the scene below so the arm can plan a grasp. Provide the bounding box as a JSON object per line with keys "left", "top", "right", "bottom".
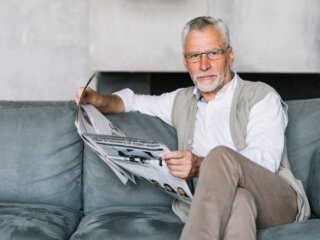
{"left": 0, "top": 98, "right": 319, "bottom": 240}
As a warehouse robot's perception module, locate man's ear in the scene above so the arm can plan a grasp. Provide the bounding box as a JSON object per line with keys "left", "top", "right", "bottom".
{"left": 183, "top": 56, "right": 188, "bottom": 70}
{"left": 228, "top": 47, "right": 234, "bottom": 65}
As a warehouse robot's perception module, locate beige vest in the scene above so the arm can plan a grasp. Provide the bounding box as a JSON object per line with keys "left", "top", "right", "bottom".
{"left": 171, "top": 77, "right": 310, "bottom": 222}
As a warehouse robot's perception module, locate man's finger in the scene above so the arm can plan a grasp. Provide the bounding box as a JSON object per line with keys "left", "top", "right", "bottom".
{"left": 165, "top": 158, "right": 185, "bottom": 166}
{"left": 163, "top": 151, "right": 184, "bottom": 160}
{"left": 75, "top": 87, "right": 86, "bottom": 104}
{"left": 167, "top": 164, "right": 186, "bottom": 172}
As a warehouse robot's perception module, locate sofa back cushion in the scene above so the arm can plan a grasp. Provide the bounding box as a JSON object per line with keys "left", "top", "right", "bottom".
{"left": 83, "top": 99, "right": 320, "bottom": 215}
{"left": 0, "top": 101, "right": 82, "bottom": 211}
{"left": 286, "top": 99, "right": 320, "bottom": 191}
{"left": 83, "top": 112, "right": 177, "bottom": 214}
{"left": 307, "top": 147, "right": 320, "bottom": 217}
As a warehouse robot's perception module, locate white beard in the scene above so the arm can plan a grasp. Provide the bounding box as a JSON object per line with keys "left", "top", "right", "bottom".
{"left": 191, "top": 73, "right": 223, "bottom": 93}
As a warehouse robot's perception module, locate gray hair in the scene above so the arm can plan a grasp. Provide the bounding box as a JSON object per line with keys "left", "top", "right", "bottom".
{"left": 181, "top": 16, "right": 231, "bottom": 49}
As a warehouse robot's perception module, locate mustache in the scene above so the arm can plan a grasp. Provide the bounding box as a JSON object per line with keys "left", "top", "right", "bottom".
{"left": 194, "top": 73, "right": 219, "bottom": 78}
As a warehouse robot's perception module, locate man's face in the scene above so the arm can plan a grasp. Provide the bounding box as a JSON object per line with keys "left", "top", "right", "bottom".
{"left": 183, "top": 26, "right": 234, "bottom": 99}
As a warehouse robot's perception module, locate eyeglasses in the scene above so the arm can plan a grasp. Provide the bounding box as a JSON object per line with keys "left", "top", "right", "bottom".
{"left": 184, "top": 46, "right": 230, "bottom": 63}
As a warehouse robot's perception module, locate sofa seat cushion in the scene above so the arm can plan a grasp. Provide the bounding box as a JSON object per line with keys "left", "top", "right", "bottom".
{"left": 0, "top": 202, "right": 81, "bottom": 240}
{"left": 70, "top": 206, "right": 183, "bottom": 240}
{"left": 257, "top": 219, "right": 320, "bottom": 240}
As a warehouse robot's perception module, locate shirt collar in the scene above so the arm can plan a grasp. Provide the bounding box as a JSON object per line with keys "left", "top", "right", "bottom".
{"left": 193, "top": 71, "right": 237, "bottom": 103}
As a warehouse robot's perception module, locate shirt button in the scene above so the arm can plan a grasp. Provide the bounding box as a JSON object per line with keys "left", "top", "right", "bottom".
{"left": 187, "top": 139, "right": 192, "bottom": 145}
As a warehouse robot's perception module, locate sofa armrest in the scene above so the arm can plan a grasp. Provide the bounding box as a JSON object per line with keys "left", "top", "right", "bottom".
{"left": 307, "top": 147, "right": 320, "bottom": 218}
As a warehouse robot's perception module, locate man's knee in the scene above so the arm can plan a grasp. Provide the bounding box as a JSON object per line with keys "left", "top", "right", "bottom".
{"left": 208, "top": 145, "right": 234, "bottom": 155}
{"left": 198, "top": 146, "right": 248, "bottom": 185}
{"left": 202, "top": 145, "right": 239, "bottom": 169}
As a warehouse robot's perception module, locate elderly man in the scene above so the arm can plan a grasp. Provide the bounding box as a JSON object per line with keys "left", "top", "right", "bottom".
{"left": 75, "top": 16, "right": 309, "bottom": 240}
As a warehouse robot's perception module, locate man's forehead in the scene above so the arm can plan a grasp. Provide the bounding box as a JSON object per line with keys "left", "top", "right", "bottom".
{"left": 184, "top": 26, "right": 226, "bottom": 51}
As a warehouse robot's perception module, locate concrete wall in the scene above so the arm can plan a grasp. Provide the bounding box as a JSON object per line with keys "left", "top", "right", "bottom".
{"left": 89, "top": 0, "right": 213, "bottom": 72}
{"left": 1, "top": 0, "right": 319, "bottom": 100}
{"left": 0, "top": 0, "right": 90, "bottom": 100}
{"left": 90, "top": 0, "right": 320, "bottom": 73}
{"left": 213, "top": 0, "right": 320, "bottom": 72}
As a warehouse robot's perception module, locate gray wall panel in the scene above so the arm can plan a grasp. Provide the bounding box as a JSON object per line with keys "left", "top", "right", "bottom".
{"left": 0, "top": 0, "right": 90, "bottom": 100}
{"left": 90, "top": 0, "right": 320, "bottom": 73}
{"left": 1, "top": 0, "right": 319, "bottom": 100}
{"left": 213, "top": 0, "right": 320, "bottom": 72}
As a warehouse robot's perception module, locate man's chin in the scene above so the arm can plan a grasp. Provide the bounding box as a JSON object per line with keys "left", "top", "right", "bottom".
{"left": 197, "top": 83, "right": 220, "bottom": 93}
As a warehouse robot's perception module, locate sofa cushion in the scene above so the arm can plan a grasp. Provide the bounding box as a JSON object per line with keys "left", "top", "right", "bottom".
{"left": 0, "top": 202, "right": 81, "bottom": 240}
{"left": 70, "top": 206, "right": 183, "bottom": 240}
{"left": 308, "top": 147, "right": 320, "bottom": 217}
{"left": 83, "top": 112, "right": 176, "bottom": 214}
{"left": 286, "top": 99, "right": 320, "bottom": 189}
{"left": 0, "top": 101, "right": 83, "bottom": 211}
{"left": 257, "top": 219, "right": 320, "bottom": 240}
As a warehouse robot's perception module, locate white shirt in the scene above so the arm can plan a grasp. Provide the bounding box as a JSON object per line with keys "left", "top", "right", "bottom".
{"left": 114, "top": 74, "right": 288, "bottom": 173}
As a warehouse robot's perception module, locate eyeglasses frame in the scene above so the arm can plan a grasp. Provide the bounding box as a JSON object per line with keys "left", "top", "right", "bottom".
{"left": 184, "top": 46, "right": 231, "bottom": 63}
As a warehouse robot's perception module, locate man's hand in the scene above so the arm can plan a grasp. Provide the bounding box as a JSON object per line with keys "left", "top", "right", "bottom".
{"left": 75, "top": 87, "right": 104, "bottom": 107}
{"left": 74, "top": 87, "right": 125, "bottom": 113}
{"left": 162, "top": 150, "right": 203, "bottom": 179}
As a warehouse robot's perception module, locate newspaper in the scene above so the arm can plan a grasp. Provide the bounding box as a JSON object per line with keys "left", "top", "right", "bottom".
{"left": 75, "top": 73, "right": 192, "bottom": 203}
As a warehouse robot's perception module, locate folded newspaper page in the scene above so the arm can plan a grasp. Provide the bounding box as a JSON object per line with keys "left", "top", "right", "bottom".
{"left": 75, "top": 74, "right": 192, "bottom": 203}
{"left": 76, "top": 104, "right": 136, "bottom": 185}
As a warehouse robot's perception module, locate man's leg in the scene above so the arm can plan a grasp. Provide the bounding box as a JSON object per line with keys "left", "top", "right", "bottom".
{"left": 223, "top": 188, "right": 257, "bottom": 240}
{"left": 180, "top": 146, "right": 297, "bottom": 240}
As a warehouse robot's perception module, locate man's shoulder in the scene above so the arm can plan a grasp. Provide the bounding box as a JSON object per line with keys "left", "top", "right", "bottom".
{"left": 236, "top": 77, "right": 280, "bottom": 107}
{"left": 238, "top": 77, "right": 276, "bottom": 97}
{"left": 171, "top": 86, "right": 197, "bottom": 130}
{"left": 238, "top": 78, "right": 275, "bottom": 92}
{"left": 173, "top": 86, "right": 196, "bottom": 103}
{"left": 176, "top": 86, "right": 195, "bottom": 96}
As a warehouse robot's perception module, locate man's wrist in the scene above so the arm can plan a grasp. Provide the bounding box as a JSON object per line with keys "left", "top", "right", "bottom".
{"left": 189, "top": 154, "right": 203, "bottom": 178}
{"left": 97, "top": 95, "right": 110, "bottom": 113}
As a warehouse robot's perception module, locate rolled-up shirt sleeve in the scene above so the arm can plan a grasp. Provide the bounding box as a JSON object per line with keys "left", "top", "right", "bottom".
{"left": 239, "top": 92, "right": 288, "bottom": 173}
{"left": 113, "top": 88, "right": 181, "bottom": 126}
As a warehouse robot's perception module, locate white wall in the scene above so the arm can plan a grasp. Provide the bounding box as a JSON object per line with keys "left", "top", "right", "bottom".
{"left": 0, "top": 0, "right": 90, "bottom": 100}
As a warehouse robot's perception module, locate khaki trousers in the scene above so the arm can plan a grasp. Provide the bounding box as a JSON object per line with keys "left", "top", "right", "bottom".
{"left": 180, "top": 146, "right": 297, "bottom": 240}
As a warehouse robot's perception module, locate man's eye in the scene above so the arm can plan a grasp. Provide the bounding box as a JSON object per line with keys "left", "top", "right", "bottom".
{"left": 207, "top": 50, "right": 220, "bottom": 57}
{"left": 189, "top": 53, "right": 200, "bottom": 59}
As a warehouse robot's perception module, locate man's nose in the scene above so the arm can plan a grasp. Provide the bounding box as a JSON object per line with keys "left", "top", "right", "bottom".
{"left": 199, "top": 53, "right": 211, "bottom": 71}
